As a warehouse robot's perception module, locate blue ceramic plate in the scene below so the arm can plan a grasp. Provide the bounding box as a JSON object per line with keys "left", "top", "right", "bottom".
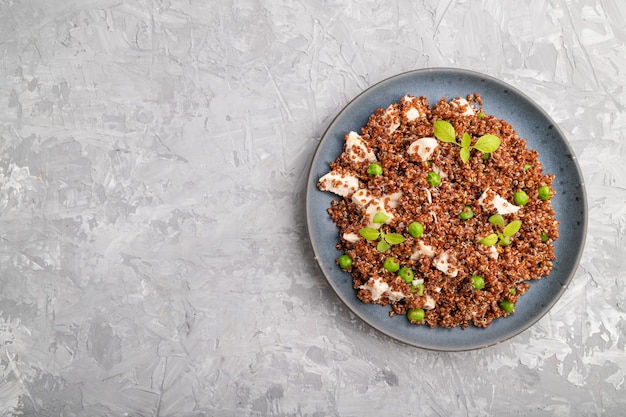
{"left": 306, "top": 68, "right": 587, "bottom": 351}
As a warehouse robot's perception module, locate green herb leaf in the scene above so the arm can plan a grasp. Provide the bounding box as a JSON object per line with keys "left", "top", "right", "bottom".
{"left": 488, "top": 214, "right": 505, "bottom": 227}
{"left": 479, "top": 233, "right": 499, "bottom": 246}
{"left": 377, "top": 240, "right": 390, "bottom": 252}
{"left": 384, "top": 233, "right": 406, "bottom": 245}
{"left": 433, "top": 120, "right": 457, "bottom": 143}
{"left": 460, "top": 147, "right": 470, "bottom": 163}
{"left": 359, "top": 228, "right": 380, "bottom": 241}
{"left": 372, "top": 211, "right": 389, "bottom": 224}
{"left": 473, "top": 134, "right": 501, "bottom": 153}
{"left": 503, "top": 219, "right": 522, "bottom": 237}
{"left": 461, "top": 132, "right": 471, "bottom": 148}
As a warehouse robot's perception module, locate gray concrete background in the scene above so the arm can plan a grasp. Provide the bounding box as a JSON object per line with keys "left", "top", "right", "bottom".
{"left": 0, "top": 0, "right": 624, "bottom": 416}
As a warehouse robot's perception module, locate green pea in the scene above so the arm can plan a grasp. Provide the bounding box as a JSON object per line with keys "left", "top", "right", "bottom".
{"left": 337, "top": 255, "right": 353, "bottom": 269}
{"left": 523, "top": 163, "right": 533, "bottom": 171}
{"left": 367, "top": 163, "right": 383, "bottom": 176}
{"left": 477, "top": 112, "right": 485, "bottom": 119}
{"left": 426, "top": 171, "right": 441, "bottom": 187}
{"left": 412, "top": 282, "right": 425, "bottom": 296}
{"left": 459, "top": 205, "right": 474, "bottom": 220}
{"left": 408, "top": 221, "right": 424, "bottom": 238}
{"left": 513, "top": 190, "right": 529, "bottom": 206}
{"left": 538, "top": 185, "right": 551, "bottom": 200}
{"left": 510, "top": 287, "right": 517, "bottom": 295}
{"left": 500, "top": 299, "right": 515, "bottom": 313}
{"left": 471, "top": 275, "right": 485, "bottom": 290}
{"left": 407, "top": 308, "right": 425, "bottom": 322}
{"left": 541, "top": 231, "right": 549, "bottom": 242}
{"left": 383, "top": 257, "right": 400, "bottom": 273}
{"left": 398, "top": 267, "right": 414, "bottom": 283}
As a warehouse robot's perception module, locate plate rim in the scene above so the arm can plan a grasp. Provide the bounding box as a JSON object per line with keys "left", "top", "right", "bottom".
{"left": 305, "top": 67, "right": 588, "bottom": 351}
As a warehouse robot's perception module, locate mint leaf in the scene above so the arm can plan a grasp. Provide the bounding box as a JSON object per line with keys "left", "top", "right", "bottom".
{"left": 498, "top": 235, "right": 511, "bottom": 246}
{"left": 377, "top": 240, "right": 390, "bottom": 252}
{"left": 461, "top": 132, "right": 471, "bottom": 148}
{"left": 384, "top": 233, "right": 406, "bottom": 245}
{"left": 359, "top": 228, "right": 380, "bottom": 241}
{"left": 373, "top": 211, "right": 389, "bottom": 224}
{"left": 488, "top": 214, "right": 505, "bottom": 227}
{"left": 473, "top": 134, "right": 501, "bottom": 153}
{"left": 433, "top": 120, "right": 457, "bottom": 143}
{"left": 479, "top": 233, "right": 499, "bottom": 246}
{"left": 503, "top": 220, "right": 522, "bottom": 237}
{"left": 460, "top": 147, "right": 470, "bottom": 163}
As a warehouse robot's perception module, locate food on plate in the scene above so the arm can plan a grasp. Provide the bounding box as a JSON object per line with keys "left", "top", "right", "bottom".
{"left": 317, "top": 94, "right": 559, "bottom": 328}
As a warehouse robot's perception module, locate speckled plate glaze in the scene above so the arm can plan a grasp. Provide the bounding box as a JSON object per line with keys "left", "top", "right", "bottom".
{"left": 305, "top": 68, "right": 587, "bottom": 351}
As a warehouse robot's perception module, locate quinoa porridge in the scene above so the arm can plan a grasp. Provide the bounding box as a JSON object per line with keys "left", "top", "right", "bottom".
{"left": 317, "top": 94, "right": 559, "bottom": 329}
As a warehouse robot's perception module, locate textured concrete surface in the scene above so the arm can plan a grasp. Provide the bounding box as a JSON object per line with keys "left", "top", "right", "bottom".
{"left": 0, "top": 0, "right": 624, "bottom": 416}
